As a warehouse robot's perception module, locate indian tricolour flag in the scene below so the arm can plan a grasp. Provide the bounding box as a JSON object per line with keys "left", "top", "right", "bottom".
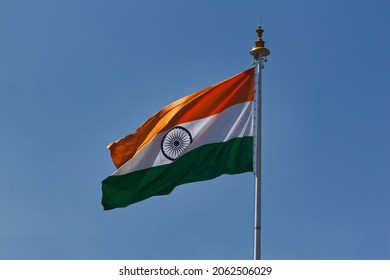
{"left": 102, "top": 68, "right": 255, "bottom": 210}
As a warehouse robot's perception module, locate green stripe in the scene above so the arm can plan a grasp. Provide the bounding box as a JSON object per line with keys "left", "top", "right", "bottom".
{"left": 102, "top": 136, "right": 253, "bottom": 210}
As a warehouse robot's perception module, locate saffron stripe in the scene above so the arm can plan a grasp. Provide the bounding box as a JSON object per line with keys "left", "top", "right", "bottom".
{"left": 108, "top": 68, "right": 254, "bottom": 168}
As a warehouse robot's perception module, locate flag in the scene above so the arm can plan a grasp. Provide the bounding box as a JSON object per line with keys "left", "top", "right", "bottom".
{"left": 102, "top": 68, "right": 255, "bottom": 210}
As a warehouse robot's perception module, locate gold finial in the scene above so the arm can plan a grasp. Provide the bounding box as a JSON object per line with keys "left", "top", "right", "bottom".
{"left": 250, "top": 25, "right": 270, "bottom": 60}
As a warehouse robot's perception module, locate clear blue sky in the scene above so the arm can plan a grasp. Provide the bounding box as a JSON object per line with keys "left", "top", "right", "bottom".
{"left": 1, "top": 0, "right": 389, "bottom": 260}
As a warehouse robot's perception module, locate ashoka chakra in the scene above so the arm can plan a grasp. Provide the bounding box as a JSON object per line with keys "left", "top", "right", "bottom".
{"left": 161, "top": 126, "right": 193, "bottom": 161}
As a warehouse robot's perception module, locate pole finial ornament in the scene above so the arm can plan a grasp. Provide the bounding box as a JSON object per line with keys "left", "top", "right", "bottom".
{"left": 250, "top": 25, "right": 270, "bottom": 60}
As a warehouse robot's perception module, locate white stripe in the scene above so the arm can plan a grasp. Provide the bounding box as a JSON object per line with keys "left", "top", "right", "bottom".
{"left": 114, "top": 101, "right": 253, "bottom": 176}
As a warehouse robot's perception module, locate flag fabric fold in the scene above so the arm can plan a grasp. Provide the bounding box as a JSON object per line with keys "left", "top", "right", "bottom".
{"left": 102, "top": 68, "right": 255, "bottom": 210}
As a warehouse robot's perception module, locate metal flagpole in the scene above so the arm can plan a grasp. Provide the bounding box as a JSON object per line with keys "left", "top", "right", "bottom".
{"left": 250, "top": 25, "right": 270, "bottom": 260}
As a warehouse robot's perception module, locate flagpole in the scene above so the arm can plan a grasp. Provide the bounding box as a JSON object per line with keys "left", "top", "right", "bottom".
{"left": 250, "top": 25, "right": 270, "bottom": 260}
